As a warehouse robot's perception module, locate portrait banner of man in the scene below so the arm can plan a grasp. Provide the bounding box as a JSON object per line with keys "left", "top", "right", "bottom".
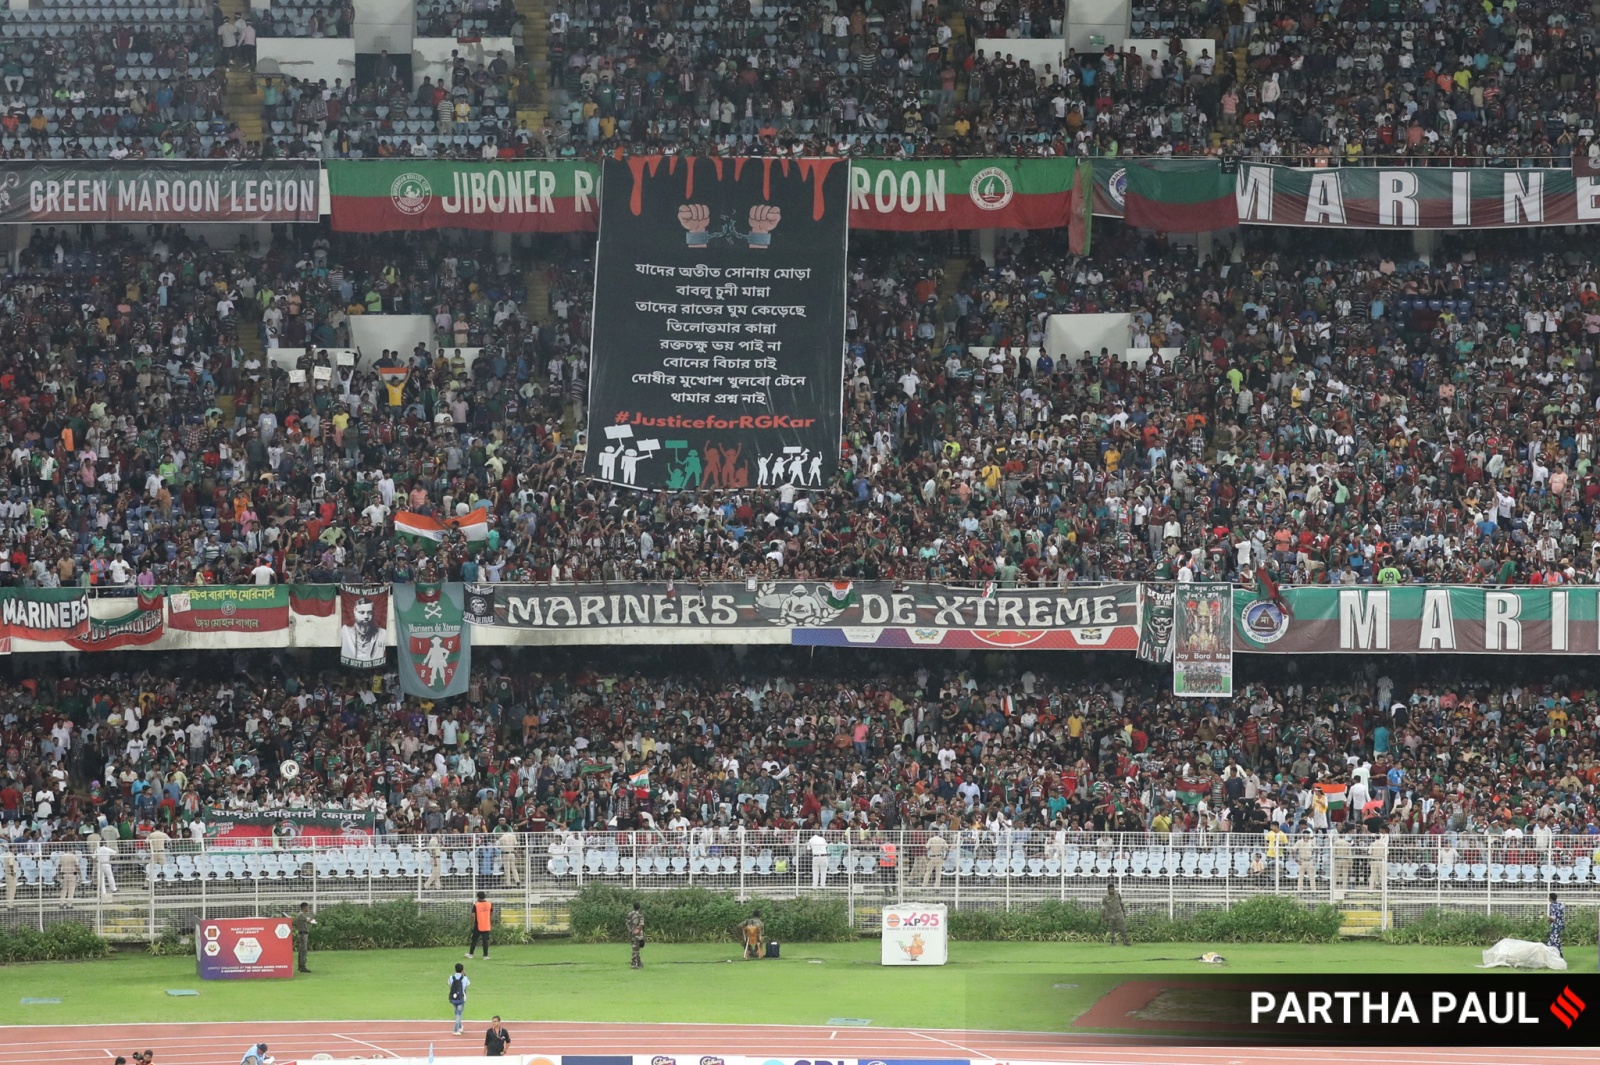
{"left": 338, "top": 584, "right": 390, "bottom": 669}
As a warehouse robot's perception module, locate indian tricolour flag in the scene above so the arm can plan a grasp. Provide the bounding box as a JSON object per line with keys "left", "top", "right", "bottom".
{"left": 395, "top": 510, "right": 488, "bottom": 548}
{"left": 628, "top": 768, "right": 650, "bottom": 789}
{"left": 826, "top": 579, "right": 855, "bottom": 608}
{"left": 1318, "top": 783, "right": 1347, "bottom": 818}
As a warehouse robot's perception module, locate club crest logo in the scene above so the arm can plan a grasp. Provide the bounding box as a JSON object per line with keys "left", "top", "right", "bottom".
{"left": 391, "top": 173, "right": 432, "bottom": 216}
{"left": 970, "top": 166, "right": 1015, "bottom": 212}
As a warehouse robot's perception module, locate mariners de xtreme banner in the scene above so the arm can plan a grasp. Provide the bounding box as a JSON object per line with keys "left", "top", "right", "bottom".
{"left": 583, "top": 156, "right": 848, "bottom": 492}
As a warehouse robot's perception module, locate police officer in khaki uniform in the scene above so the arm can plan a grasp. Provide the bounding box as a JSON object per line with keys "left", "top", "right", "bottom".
{"left": 293, "top": 902, "right": 316, "bottom": 972}
{"left": 1102, "top": 882, "right": 1131, "bottom": 945}
{"left": 626, "top": 901, "right": 645, "bottom": 969}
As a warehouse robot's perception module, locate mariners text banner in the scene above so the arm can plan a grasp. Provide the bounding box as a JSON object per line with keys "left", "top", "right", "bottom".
{"left": 0, "top": 162, "right": 320, "bottom": 223}
{"left": 470, "top": 581, "right": 1139, "bottom": 650}
{"left": 1234, "top": 584, "right": 1600, "bottom": 654}
{"left": 1089, "top": 161, "right": 1600, "bottom": 230}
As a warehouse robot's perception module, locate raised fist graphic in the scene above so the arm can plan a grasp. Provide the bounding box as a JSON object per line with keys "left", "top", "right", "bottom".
{"left": 678, "top": 203, "right": 710, "bottom": 248}
{"left": 747, "top": 204, "right": 781, "bottom": 248}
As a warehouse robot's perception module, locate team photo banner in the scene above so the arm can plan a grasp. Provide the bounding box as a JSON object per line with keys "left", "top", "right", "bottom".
{"left": 1173, "top": 583, "right": 1233, "bottom": 697}
{"left": 327, "top": 160, "right": 599, "bottom": 232}
{"left": 583, "top": 156, "right": 848, "bottom": 492}
{"left": 1234, "top": 584, "right": 1600, "bottom": 654}
{"left": 0, "top": 161, "right": 319, "bottom": 223}
{"left": 473, "top": 581, "right": 1138, "bottom": 642}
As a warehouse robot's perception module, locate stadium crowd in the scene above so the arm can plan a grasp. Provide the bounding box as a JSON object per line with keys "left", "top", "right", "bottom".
{"left": 2, "top": 0, "right": 1600, "bottom": 902}
{"left": 3, "top": 218, "right": 1598, "bottom": 591}
{"left": 2, "top": 651, "right": 1598, "bottom": 878}
{"left": 0, "top": 0, "right": 1596, "bottom": 164}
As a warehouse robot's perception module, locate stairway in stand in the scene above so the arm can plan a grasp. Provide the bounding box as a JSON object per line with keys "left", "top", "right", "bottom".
{"left": 514, "top": 0, "right": 551, "bottom": 137}
{"left": 936, "top": 10, "right": 969, "bottom": 139}
{"left": 938, "top": 257, "right": 968, "bottom": 301}
{"left": 219, "top": 0, "right": 265, "bottom": 151}
{"left": 525, "top": 265, "right": 551, "bottom": 325}
{"left": 223, "top": 68, "right": 265, "bottom": 154}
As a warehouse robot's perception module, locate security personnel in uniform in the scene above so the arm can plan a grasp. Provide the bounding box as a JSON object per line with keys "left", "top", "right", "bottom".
{"left": 1102, "top": 882, "right": 1131, "bottom": 945}
{"left": 468, "top": 891, "right": 492, "bottom": 959}
{"left": 293, "top": 902, "right": 316, "bottom": 972}
{"left": 626, "top": 901, "right": 645, "bottom": 969}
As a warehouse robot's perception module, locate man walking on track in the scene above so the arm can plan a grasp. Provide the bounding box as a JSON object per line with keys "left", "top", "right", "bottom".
{"left": 448, "top": 962, "right": 470, "bottom": 1035}
{"left": 1102, "top": 883, "right": 1131, "bottom": 945}
{"left": 627, "top": 901, "right": 645, "bottom": 968}
{"left": 293, "top": 902, "right": 315, "bottom": 972}
{"left": 485, "top": 1016, "right": 511, "bottom": 1057}
{"left": 468, "top": 891, "right": 492, "bottom": 959}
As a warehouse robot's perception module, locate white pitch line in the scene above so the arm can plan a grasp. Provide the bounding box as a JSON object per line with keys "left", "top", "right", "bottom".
{"left": 333, "top": 1034, "right": 401, "bottom": 1058}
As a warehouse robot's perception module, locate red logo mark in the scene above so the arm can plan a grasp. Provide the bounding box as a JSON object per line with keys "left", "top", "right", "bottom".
{"left": 1552, "top": 987, "right": 1586, "bottom": 1029}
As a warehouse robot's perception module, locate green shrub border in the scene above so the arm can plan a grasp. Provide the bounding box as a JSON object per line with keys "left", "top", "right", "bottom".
{"left": 0, "top": 922, "right": 111, "bottom": 962}
{"left": 1381, "top": 908, "right": 1596, "bottom": 947}
{"left": 947, "top": 894, "right": 1344, "bottom": 944}
{"left": 568, "top": 884, "right": 856, "bottom": 943}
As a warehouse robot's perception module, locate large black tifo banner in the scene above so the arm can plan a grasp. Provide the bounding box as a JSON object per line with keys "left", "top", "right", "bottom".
{"left": 585, "top": 156, "right": 848, "bottom": 491}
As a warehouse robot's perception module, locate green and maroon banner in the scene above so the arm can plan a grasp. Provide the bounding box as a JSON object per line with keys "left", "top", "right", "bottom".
{"left": 1, "top": 588, "right": 89, "bottom": 643}
{"left": 202, "top": 807, "right": 376, "bottom": 846}
{"left": 166, "top": 585, "right": 290, "bottom": 633}
{"left": 1124, "top": 158, "right": 1237, "bottom": 232}
{"left": 0, "top": 162, "right": 319, "bottom": 223}
{"left": 66, "top": 593, "right": 164, "bottom": 652}
{"left": 1234, "top": 584, "right": 1600, "bottom": 654}
{"left": 847, "top": 159, "right": 1076, "bottom": 230}
{"left": 329, "top": 159, "right": 1078, "bottom": 233}
{"left": 1092, "top": 160, "right": 1129, "bottom": 219}
{"left": 327, "top": 160, "right": 599, "bottom": 233}
{"left": 1235, "top": 164, "right": 1600, "bottom": 230}
{"left": 289, "top": 584, "right": 338, "bottom": 617}
{"left": 1095, "top": 161, "right": 1600, "bottom": 232}
{"left": 1068, "top": 160, "right": 1093, "bottom": 255}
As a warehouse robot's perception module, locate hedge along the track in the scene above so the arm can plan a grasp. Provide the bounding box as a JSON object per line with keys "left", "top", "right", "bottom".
{"left": 567, "top": 884, "right": 855, "bottom": 943}
{"left": 946, "top": 895, "right": 1345, "bottom": 944}
{"left": 0, "top": 922, "right": 111, "bottom": 962}
{"left": 1380, "top": 908, "right": 1598, "bottom": 947}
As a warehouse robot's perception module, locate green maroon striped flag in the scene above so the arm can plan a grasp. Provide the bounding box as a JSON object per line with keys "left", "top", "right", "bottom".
{"left": 1123, "top": 159, "right": 1238, "bottom": 233}
{"left": 328, "top": 161, "right": 600, "bottom": 233}
{"left": 1068, "top": 160, "right": 1093, "bottom": 256}
{"left": 289, "top": 584, "right": 338, "bottom": 617}
{"left": 847, "top": 159, "right": 1076, "bottom": 231}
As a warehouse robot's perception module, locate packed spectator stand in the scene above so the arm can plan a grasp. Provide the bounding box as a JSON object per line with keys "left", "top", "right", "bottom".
{"left": 2, "top": 219, "right": 1594, "bottom": 591}
{"left": 2, "top": 0, "right": 1600, "bottom": 942}
{"left": 2, "top": 648, "right": 1600, "bottom": 915}
{"left": 0, "top": 0, "right": 1591, "bottom": 163}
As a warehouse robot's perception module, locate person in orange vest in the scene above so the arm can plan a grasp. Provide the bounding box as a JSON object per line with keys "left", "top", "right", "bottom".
{"left": 879, "top": 840, "right": 898, "bottom": 884}
{"left": 468, "top": 891, "right": 492, "bottom": 959}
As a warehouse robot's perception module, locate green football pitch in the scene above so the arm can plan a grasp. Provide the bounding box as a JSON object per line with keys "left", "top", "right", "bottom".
{"left": 0, "top": 941, "right": 1515, "bottom": 1030}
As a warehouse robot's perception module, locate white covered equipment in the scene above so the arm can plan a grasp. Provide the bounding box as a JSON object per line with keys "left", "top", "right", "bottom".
{"left": 1479, "top": 938, "right": 1568, "bottom": 970}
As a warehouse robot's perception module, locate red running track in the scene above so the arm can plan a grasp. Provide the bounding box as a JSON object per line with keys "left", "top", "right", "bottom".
{"left": 0, "top": 1021, "right": 1593, "bottom": 1065}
